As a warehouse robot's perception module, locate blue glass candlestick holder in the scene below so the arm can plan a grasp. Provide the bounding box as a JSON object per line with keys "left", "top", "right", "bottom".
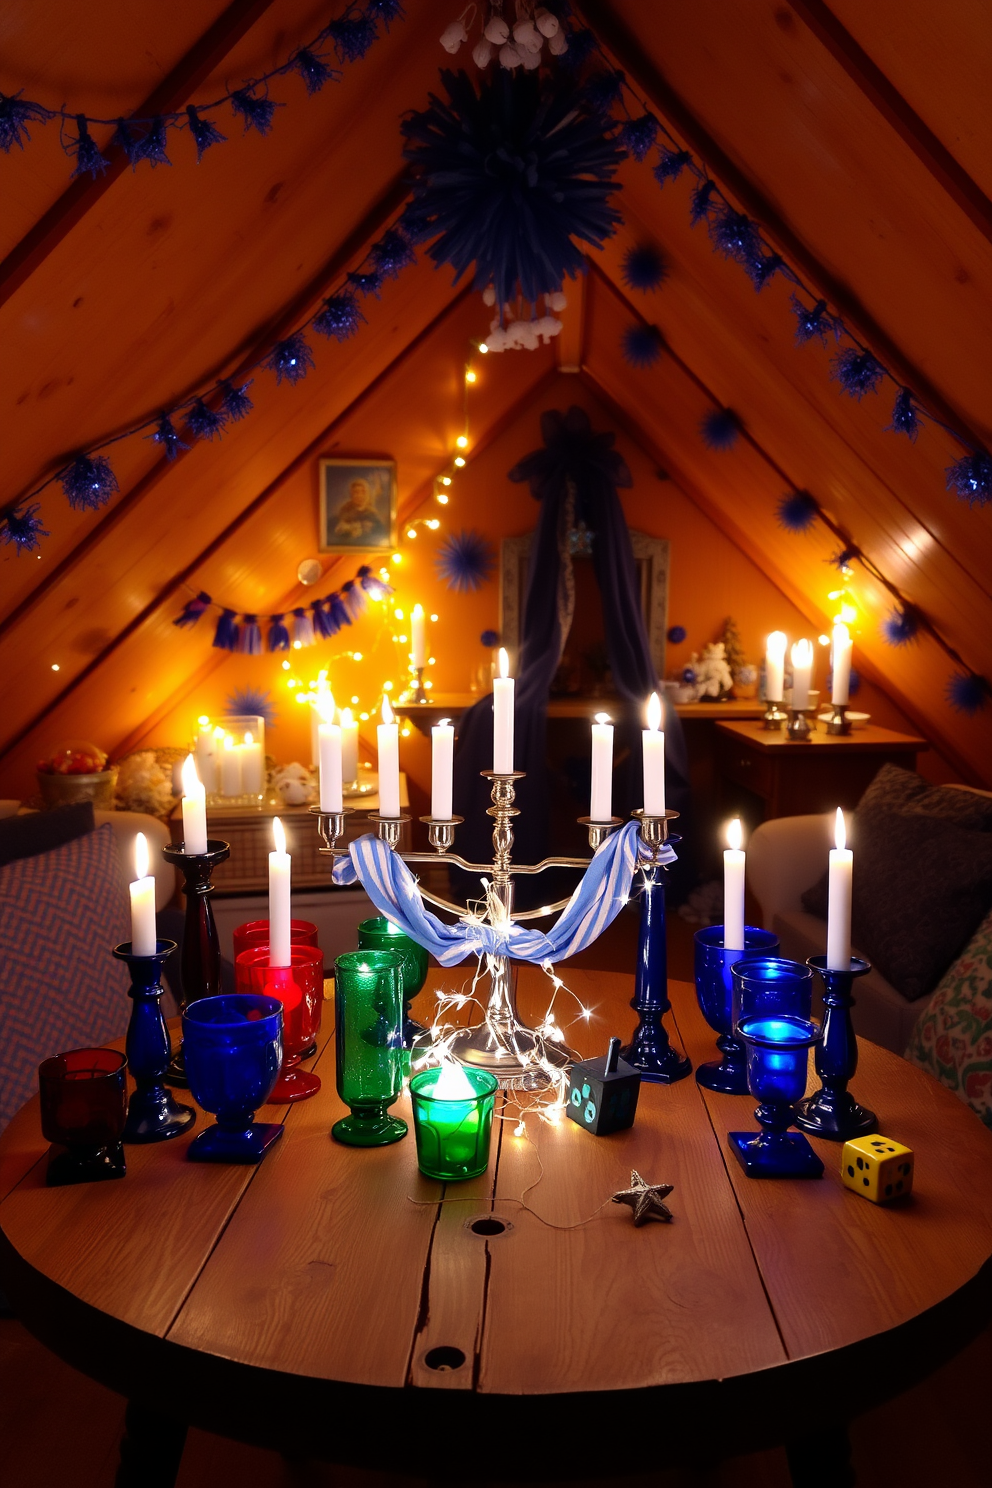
{"left": 183, "top": 994, "right": 284, "bottom": 1164}
{"left": 795, "top": 956, "right": 877, "bottom": 1141}
{"left": 113, "top": 940, "right": 196, "bottom": 1143}
{"left": 621, "top": 811, "right": 691, "bottom": 1084}
{"left": 693, "top": 926, "right": 779, "bottom": 1093}
{"left": 728, "top": 957, "right": 823, "bottom": 1179}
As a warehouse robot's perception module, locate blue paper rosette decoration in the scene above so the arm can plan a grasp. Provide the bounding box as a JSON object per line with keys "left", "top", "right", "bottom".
{"left": 400, "top": 69, "right": 624, "bottom": 309}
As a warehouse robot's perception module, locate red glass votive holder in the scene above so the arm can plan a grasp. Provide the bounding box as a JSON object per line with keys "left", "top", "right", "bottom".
{"left": 235, "top": 944, "right": 324, "bottom": 1102}
{"left": 38, "top": 1048, "right": 128, "bottom": 1185}
{"left": 232, "top": 918, "right": 318, "bottom": 961}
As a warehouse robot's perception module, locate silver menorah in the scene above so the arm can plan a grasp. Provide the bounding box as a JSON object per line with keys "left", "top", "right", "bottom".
{"left": 313, "top": 774, "right": 677, "bottom": 1090}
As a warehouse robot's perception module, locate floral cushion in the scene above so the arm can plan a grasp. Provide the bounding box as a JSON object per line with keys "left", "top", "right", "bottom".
{"left": 907, "top": 906, "right": 992, "bottom": 1128}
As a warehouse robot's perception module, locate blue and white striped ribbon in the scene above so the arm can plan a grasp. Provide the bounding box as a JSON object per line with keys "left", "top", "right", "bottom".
{"left": 331, "top": 820, "right": 675, "bottom": 967}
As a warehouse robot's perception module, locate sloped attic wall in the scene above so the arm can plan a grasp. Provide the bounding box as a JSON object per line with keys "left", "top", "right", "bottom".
{"left": 1, "top": 0, "right": 989, "bottom": 797}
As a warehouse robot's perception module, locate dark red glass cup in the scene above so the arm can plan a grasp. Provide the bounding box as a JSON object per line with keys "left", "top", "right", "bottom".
{"left": 38, "top": 1048, "right": 128, "bottom": 1185}
{"left": 235, "top": 944, "right": 324, "bottom": 1102}
{"left": 232, "top": 918, "right": 318, "bottom": 961}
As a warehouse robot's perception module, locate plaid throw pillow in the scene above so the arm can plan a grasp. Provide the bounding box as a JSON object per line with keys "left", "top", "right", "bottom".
{"left": 907, "top": 907, "right": 992, "bottom": 1129}
{"left": 0, "top": 824, "right": 131, "bottom": 1129}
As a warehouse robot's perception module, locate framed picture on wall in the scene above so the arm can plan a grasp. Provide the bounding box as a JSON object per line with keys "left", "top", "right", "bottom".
{"left": 318, "top": 459, "right": 397, "bottom": 553}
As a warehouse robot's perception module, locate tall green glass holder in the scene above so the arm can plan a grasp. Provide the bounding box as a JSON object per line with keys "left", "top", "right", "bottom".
{"left": 332, "top": 949, "right": 407, "bottom": 1147}
{"left": 356, "top": 916, "right": 429, "bottom": 1048}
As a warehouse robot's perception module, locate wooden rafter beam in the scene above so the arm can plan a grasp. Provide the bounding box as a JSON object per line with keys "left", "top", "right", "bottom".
{"left": 573, "top": 0, "right": 987, "bottom": 455}
{"left": 579, "top": 363, "right": 982, "bottom": 787}
{"left": 786, "top": 0, "right": 992, "bottom": 242}
{"left": 0, "top": 0, "right": 279, "bottom": 310}
{"left": 0, "top": 171, "right": 411, "bottom": 642}
{"left": 0, "top": 281, "right": 474, "bottom": 767}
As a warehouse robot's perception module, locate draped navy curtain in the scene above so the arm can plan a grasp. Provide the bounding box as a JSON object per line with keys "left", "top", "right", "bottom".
{"left": 453, "top": 407, "right": 692, "bottom": 896}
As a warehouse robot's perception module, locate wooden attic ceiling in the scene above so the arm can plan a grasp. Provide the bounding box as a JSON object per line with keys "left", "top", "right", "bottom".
{"left": 1, "top": 0, "right": 990, "bottom": 787}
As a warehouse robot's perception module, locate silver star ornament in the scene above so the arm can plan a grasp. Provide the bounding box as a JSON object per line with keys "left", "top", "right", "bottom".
{"left": 612, "top": 1169, "right": 675, "bottom": 1226}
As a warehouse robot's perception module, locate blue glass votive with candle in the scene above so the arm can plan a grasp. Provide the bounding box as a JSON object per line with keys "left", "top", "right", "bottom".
{"left": 694, "top": 926, "right": 779, "bottom": 1093}
{"left": 727, "top": 957, "right": 824, "bottom": 1179}
{"left": 409, "top": 1063, "right": 498, "bottom": 1181}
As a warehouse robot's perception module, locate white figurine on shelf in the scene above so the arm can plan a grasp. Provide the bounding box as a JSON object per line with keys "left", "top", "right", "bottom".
{"left": 271, "top": 762, "right": 315, "bottom": 807}
{"left": 691, "top": 642, "right": 734, "bottom": 700}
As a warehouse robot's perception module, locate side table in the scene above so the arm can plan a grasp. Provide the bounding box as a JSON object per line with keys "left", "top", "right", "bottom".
{"left": 715, "top": 720, "right": 927, "bottom": 819}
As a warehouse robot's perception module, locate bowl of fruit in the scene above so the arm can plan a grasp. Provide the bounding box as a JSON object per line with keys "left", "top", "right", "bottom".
{"left": 36, "top": 741, "right": 117, "bottom": 810}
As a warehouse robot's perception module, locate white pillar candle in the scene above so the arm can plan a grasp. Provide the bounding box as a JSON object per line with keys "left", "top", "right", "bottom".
{"left": 220, "top": 735, "right": 242, "bottom": 797}
{"left": 723, "top": 818, "right": 746, "bottom": 952}
{"left": 493, "top": 647, "right": 514, "bottom": 772}
{"left": 319, "top": 721, "right": 343, "bottom": 812}
{"left": 831, "top": 623, "right": 852, "bottom": 706}
{"left": 765, "top": 631, "right": 787, "bottom": 703}
{"left": 411, "top": 603, "right": 427, "bottom": 668}
{"left": 827, "top": 808, "right": 853, "bottom": 969}
{"left": 180, "top": 754, "right": 208, "bottom": 854}
{"left": 642, "top": 691, "right": 665, "bottom": 815}
{"left": 590, "top": 712, "right": 614, "bottom": 821}
{"left": 129, "top": 831, "right": 157, "bottom": 957}
{"left": 339, "top": 707, "right": 359, "bottom": 785}
{"left": 377, "top": 696, "right": 401, "bottom": 818}
{"left": 790, "top": 639, "right": 814, "bottom": 710}
{"left": 269, "top": 816, "right": 292, "bottom": 968}
{"left": 240, "top": 730, "right": 264, "bottom": 797}
{"left": 194, "top": 722, "right": 217, "bottom": 795}
{"left": 431, "top": 717, "right": 454, "bottom": 819}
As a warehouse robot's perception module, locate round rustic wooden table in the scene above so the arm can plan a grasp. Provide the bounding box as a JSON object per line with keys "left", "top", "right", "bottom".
{"left": 2, "top": 968, "right": 991, "bottom": 1488}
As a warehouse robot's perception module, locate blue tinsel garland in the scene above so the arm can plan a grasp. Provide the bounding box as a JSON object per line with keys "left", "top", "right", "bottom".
{"left": 175, "top": 564, "right": 392, "bottom": 654}
{"left": 946, "top": 672, "right": 991, "bottom": 714}
{"left": 882, "top": 606, "right": 920, "bottom": 646}
{"left": 0, "top": 503, "right": 49, "bottom": 553}
{"left": 946, "top": 450, "right": 992, "bottom": 508}
{"left": 225, "top": 687, "right": 279, "bottom": 727}
{"left": 400, "top": 69, "right": 624, "bottom": 307}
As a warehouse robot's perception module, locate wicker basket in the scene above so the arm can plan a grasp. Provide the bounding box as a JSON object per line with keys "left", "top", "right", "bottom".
{"left": 36, "top": 767, "right": 118, "bottom": 811}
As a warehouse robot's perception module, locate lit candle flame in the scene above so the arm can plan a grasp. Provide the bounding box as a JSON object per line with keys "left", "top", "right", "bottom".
{"left": 791, "top": 638, "right": 814, "bottom": 668}
{"left": 726, "top": 817, "right": 742, "bottom": 852}
{"left": 340, "top": 706, "right": 354, "bottom": 726}
{"left": 594, "top": 712, "right": 612, "bottom": 725}
{"left": 244, "top": 730, "right": 253, "bottom": 745}
{"left": 438, "top": 717, "right": 451, "bottom": 728}
{"left": 835, "top": 807, "right": 847, "bottom": 852}
{"left": 315, "top": 690, "right": 336, "bottom": 724}
{"left": 223, "top": 735, "right": 234, "bottom": 752}
{"left": 432, "top": 1058, "right": 476, "bottom": 1100}
{"left": 134, "top": 831, "right": 149, "bottom": 880}
{"left": 498, "top": 646, "right": 510, "bottom": 679}
{"left": 646, "top": 691, "right": 662, "bottom": 731}
{"left": 181, "top": 753, "right": 201, "bottom": 796}
{"left": 272, "top": 816, "right": 286, "bottom": 854}
{"left": 766, "top": 630, "right": 787, "bottom": 660}
{"left": 412, "top": 602, "right": 424, "bottom": 619}
{"left": 381, "top": 695, "right": 394, "bottom": 726}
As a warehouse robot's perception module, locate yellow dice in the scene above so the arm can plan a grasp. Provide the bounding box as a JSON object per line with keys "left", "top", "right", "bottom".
{"left": 841, "top": 1135, "right": 914, "bottom": 1204}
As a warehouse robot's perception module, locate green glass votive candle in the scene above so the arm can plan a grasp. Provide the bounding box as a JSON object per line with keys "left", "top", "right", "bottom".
{"left": 332, "top": 949, "right": 407, "bottom": 1148}
{"left": 409, "top": 1064, "right": 499, "bottom": 1181}
{"left": 357, "top": 916, "right": 429, "bottom": 1048}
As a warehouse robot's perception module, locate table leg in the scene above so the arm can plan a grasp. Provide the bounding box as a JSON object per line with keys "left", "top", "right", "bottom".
{"left": 785, "top": 1425, "right": 855, "bottom": 1488}
{"left": 115, "top": 1400, "right": 188, "bottom": 1488}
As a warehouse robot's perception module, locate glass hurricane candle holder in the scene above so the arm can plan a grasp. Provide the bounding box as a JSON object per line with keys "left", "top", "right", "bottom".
{"left": 357, "top": 916, "right": 429, "bottom": 1048}
{"left": 39, "top": 1048, "right": 128, "bottom": 1185}
{"left": 232, "top": 918, "right": 318, "bottom": 960}
{"left": 183, "top": 994, "right": 284, "bottom": 1164}
{"left": 235, "top": 944, "right": 324, "bottom": 1103}
{"left": 410, "top": 1065, "right": 498, "bottom": 1180}
{"left": 693, "top": 926, "right": 779, "bottom": 1093}
{"left": 333, "top": 950, "right": 407, "bottom": 1148}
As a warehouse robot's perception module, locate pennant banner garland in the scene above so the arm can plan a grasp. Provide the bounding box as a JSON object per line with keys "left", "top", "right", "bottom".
{"left": 173, "top": 564, "right": 392, "bottom": 653}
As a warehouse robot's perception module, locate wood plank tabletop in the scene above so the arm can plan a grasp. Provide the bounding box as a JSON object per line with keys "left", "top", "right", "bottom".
{"left": 2, "top": 965, "right": 991, "bottom": 1458}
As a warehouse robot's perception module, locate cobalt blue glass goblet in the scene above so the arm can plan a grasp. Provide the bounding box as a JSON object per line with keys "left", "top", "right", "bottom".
{"left": 693, "top": 926, "right": 779, "bottom": 1093}
{"left": 727, "top": 957, "right": 824, "bottom": 1179}
{"left": 183, "top": 994, "right": 284, "bottom": 1164}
